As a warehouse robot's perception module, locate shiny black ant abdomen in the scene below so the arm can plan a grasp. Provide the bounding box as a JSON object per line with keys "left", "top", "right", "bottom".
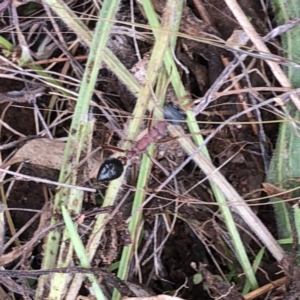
{"left": 97, "top": 158, "right": 124, "bottom": 182}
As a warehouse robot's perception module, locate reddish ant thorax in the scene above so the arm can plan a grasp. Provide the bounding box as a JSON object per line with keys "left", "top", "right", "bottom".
{"left": 126, "top": 121, "right": 168, "bottom": 159}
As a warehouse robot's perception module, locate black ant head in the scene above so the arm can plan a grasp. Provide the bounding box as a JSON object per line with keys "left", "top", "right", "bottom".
{"left": 163, "top": 102, "right": 186, "bottom": 125}
{"left": 97, "top": 158, "right": 124, "bottom": 181}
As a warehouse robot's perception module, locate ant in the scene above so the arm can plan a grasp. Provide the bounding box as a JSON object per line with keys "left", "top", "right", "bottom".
{"left": 97, "top": 102, "right": 186, "bottom": 182}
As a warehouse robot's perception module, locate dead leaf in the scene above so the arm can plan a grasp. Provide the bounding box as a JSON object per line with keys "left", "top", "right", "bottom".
{"left": 262, "top": 182, "right": 291, "bottom": 200}
{"left": 2, "top": 138, "right": 65, "bottom": 170}
{"left": 130, "top": 52, "right": 150, "bottom": 83}
{"left": 226, "top": 29, "right": 249, "bottom": 46}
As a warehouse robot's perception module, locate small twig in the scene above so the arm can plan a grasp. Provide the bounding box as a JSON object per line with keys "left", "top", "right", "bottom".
{"left": 0, "top": 169, "right": 96, "bottom": 192}
{"left": 0, "top": 115, "right": 26, "bottom": 138}
{"left": 0, "top": 87, "right": 45, "bottom": 103}
{"left": 42, "top": 26, "right": 83, "bottom": 78}
{"left": 25, "top": 55, "right": 88, "bottom": 66}
{"left": 0, "top": 266, "right": 111, "bottom": 278}
{"left": 11, "top": 206, "right": 113, "bottom": 270}
{"left": 224, "top": 0, "right": 300, "bottom": 110}
{"left": 221, "top": 55, "right": 258, "bottom": 135}
{"left": 194, "top": 56, "right": 241, "bottom": 114}
{"left": 0, "top": 135, "right": 43, "bottom": 151}
{"left": 192, "top": 0, "right": 212, "bottom": 25}
{"left": 0, "top": 0, "right": 10, "bottom": 14}
{"left": 263, "top": 18, "right": 300, "bottom": 42}
{"left": 3, "top": 205, "right": 44, "bottom": 252}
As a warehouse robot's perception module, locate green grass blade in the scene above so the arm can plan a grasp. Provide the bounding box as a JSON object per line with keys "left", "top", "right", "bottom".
{"left": 142, "top": 0, "right": 258, "bottom": 289}
{"left": 167, "top": 124, "right": 284, "bottom": 260}
{"left": 111, "top": 1, "right": 183, "bottom": 299}
{"left": 268, "top": 0, "right": 300, "bottom": 246}
{"left": 61, "top": 205, "right": 106, "bottom": 300}
{"left": 43, "top": 0, "right": 140, "bottom": 95}
{"left": 36, "top": 0, "right": 121, "bottom": 298}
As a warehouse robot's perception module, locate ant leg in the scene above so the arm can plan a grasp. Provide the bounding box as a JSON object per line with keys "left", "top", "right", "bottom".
{"left": 155, "top": 136, "right": 179, "bottom": 144}
{"left": 145, "top": 152, "right": 170, "bottom": 176}
{"left": 131, "top": 162, "right": 138, "bottom": 186}
{"left": 101, "top": 145, "right": 125, "bottom": 154}
{"left": 147, "top": 109, "right": 154, "bottom": 132}
{"left": 76, "top": 145, "right": 123, "bottom": 176}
